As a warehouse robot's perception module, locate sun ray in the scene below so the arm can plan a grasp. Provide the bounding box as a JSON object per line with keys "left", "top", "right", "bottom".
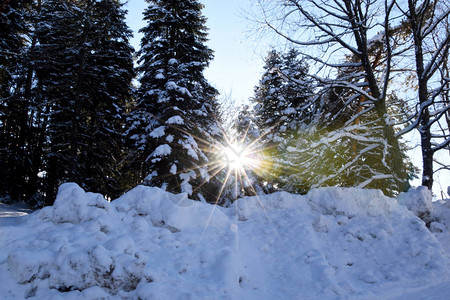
{"left": 147, "top": 111, "right": 288, "bottom": 206}
{"left": 239, "top": 167, "right": 280, "bottom": 236}
{"left": 198, "top": 168, "right": 233, "bottom": 243}
{"left": 149, "top": 113, "right": 290, "bottom": 241}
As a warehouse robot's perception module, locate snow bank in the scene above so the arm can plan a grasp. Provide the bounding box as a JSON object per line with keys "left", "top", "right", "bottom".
{"left": 1, "top": 184, "right": 449, "bottom": 299}
{"left": 429, "top": 195, "right": 450, "bottom": 260}
{"left": 398, "top": 186, "right": 434, "bottom": 222}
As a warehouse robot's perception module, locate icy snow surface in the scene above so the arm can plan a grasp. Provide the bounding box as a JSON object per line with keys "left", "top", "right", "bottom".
{"left": 1, "top": 184, "right": 450, "bottom": 299}
{"left": 0, "top": 202, "right": 33, "bottom": 226}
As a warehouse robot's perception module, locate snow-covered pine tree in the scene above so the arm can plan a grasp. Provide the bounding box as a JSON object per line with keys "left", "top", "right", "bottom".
{"left": 251, "top": 50, "right": 284, "bottom": 188}
{"left": 253, "top": 50, "right": 284, "bottom": 139}
{"left": 36, "top": 0, "right": 134, "bottom": 204}
{"left": 128, "top": 0, "right": 221, "bottom": 201}
{"left": 35, "top": 0, "right": 82, "bottom": 203}
{"left": 279, "top": 48, "right": 314, "bottom": 125}
{"left": 0, "top": 0, "right": 31, "bottom": 98}
{"left": 233, "top": 105, "right": 271, "bottom": 197}
{"left": 77, "top": 0, "right": 135, "bottom": 199}
{"left": 0, "top": 0, "right": 33, "bottom": 201}
{"left": 251, "top": 48, "right": 313, "bottom": 189}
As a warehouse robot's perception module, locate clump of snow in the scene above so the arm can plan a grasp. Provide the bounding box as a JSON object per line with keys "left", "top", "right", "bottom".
{"left": 433, "top": 199, "right": 450, "bottom": 232}
{"left": 398, "top": 186, "right": 434, "bottom": 222}
{"left": 430, "top": 196, "right": 450, "bottom": 255}
{"left": 283, "top": 107, "right": 297, "bottom": 115}
{"left": 179, "top": 171, "right": 196, "bottom": 195}
{"left": 39, "top": 183, "right": 110, "bottom": 224}
{"left": 164, "top": 81, "right": 192, "bottom": 97}
{"left": 165, "top": 134, "right": 174, "bottom": 143}
{"left": 166, "top": 115, "right": 184, "bottom": 125}
{"left": 1, "top": 184, "right": 449, "bottom": 299}
{"left": 150, "top": 144, "right": 171, "bottom": 158}
{"left": 149, "top": 126, "right": 166, "bottom": 138}
{"left": 165, "top": 81, "right": 177, "bottom": 90}
{"left": 169, "top": 164, "right": 177, "bottom": 175}
{"left": 179, "top": 135, "right": 199, "bottom": 160}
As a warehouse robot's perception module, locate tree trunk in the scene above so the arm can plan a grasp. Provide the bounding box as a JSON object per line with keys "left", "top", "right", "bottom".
{"left": 69, "top": 11, "right": 90, "bottom": 184}
{"left": 408, "top": 0, "right": 434, "bottom": 190}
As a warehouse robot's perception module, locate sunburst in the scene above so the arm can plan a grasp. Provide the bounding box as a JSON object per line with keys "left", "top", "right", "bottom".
{"left": 147, "top": 116, "right": 277, "bottom": 206}
{"left": 221, "top": 142, "right": 251, "bottom": 171}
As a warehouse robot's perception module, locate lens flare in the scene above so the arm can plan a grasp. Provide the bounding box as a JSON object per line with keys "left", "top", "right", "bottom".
{"left": 222, "top": 142, "right": 250, "bottom": 171}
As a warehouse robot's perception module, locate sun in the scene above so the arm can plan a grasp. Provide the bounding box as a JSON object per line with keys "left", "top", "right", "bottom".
{"left": 222, "top": 142, "right": 250, "bottom": 171}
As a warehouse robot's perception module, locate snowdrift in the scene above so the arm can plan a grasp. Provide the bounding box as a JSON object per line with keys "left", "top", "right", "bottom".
{"left": 1, "top": 183, "right": 449, "bottom": 299}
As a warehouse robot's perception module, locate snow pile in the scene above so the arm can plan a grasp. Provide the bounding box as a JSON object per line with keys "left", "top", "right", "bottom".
{"left": 429, "top": 195, "right": 450, "bottom": 257}
{"left": 398, "top": 186, "right": 450, "bottom": 251}
{"left": 1, "top": 183, "right": 449, "bottom": 299}
{"left": 398, "top": 186, "right": 434, "bottom": 222}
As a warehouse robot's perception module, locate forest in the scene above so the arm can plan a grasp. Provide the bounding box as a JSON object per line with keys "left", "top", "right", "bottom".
{"left": 1, "top": 0, "right": 449, "bottom": 207}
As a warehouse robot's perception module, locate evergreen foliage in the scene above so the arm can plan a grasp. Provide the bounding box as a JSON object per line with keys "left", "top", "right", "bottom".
{"left": 127, "top": 0, "right": 221, "bottom": 202}
{"left": 0, "top": 0, "right": 33, "bottom": 201}
{"left": 37, "top": 0, "right": 134, "bottom": 203}
{"left": 251, "top": 48, "right": 313, "bottom": 190}
{"left": 0, "top": 0, "right": 134, "bottom": 205}
{"left": 0, "top": 0, "right": 30, "bottom": 98}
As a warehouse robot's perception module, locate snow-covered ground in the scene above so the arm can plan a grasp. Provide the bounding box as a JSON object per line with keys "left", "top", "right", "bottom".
{"left": 0, "top": 202, "right": 33, "bottom": 227}
{"left": 1, "top": 183, "right": 449, "bottom": 299}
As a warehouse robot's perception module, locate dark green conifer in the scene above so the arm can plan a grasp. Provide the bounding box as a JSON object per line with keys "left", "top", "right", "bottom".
{"left": 128, "top": 0, "right": 221, "bottom": 201}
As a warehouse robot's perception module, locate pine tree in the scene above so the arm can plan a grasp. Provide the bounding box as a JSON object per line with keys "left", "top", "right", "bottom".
{"left": 253, "top": 50, "right": 283, "bottom": 138}
{"left": 253, "top": 49, "right": 312, "bottom": 141}
{"left": 0, "top": 0, "right": 33, "bottom": 201}
{"left": 279, "top": 48, "right": 314, "bottom": 125}
{"left": 78, "top": 0, "right": 135, "bottom": 199}
{"left": 0, "top": 0, "right": 30, "bottom": 98}
{"left": 35, "top": 0, "right": 134, "bottom": 204}
{"left": 232, "top": 105, "right": 270, "bottom": 199}
{"left": 251, "top": 48, "right": 313, "bottom": 189}
{"left": 128, "top": 0, "right": 221, "bottom": 201}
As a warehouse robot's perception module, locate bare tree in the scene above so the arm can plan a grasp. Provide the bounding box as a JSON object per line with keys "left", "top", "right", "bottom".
{"left": 396, "top": 0, "right": 450, "bottom": 190}
{"left": 253, "top": 0, "right": 412, "bottom": 193}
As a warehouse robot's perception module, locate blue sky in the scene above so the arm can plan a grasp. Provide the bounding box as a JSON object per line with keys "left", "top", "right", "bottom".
{"left": 123, "top": 0, "right": 268, "bottom": 104}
